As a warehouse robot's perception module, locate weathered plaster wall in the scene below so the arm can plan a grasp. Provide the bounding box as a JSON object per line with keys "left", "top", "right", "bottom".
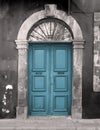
{"left": 0, "top": 4, "right": 20, "bottom": 118}
{"left": 72, "top": 0, "right": 100, "bottom": 118}
{"left": 0, "top": 1, "right": 51, "bottom": 118}
{"left": 71, "top": 12, "right": 94, "bottom": 118}
{"left": 93, "top": 13, "right": 100, "bottom": 92}
{"left": 72, "top": 0, "right": 100, "bottom": 12}
{"left": 0, "top": 0, "right": 100, "bottom": 118}
{"left": 0, "top": 2, "right": 31, "bottom": 118}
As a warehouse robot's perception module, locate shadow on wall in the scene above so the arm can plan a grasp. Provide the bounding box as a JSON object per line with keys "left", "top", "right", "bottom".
{"left": 0, "top": 71, "right": 17, "bottom": 118}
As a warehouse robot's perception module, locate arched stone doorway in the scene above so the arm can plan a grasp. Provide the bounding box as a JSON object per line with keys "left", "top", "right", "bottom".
{"left": 15, "top": 4, "right": 84, "bottom": 119}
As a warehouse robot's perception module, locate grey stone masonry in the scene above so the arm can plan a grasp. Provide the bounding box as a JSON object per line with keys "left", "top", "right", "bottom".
{"left": 72, "top": 40, "right": 84, "bottom": 119}
{"left": 16, "top": 40, "right": 28, "bottom": 119}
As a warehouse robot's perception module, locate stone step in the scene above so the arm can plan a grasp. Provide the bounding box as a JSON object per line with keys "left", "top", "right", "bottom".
{"left": 0, "top": 118, "right": 100, "bottom": 130}
{"left": 0, "top": 127, "right": 97, "bottom": 130}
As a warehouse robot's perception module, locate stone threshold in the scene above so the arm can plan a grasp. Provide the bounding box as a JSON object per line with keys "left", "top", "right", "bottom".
{"left": 0, "top": 117, "right": 100, "bottom": 130}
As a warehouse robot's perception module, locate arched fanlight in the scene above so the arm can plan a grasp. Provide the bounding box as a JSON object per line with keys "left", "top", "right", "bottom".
{"left": 28, "top": 18, "right": 73, "bottom": 41}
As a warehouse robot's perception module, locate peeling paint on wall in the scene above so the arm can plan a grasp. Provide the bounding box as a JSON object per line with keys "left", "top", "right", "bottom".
{"left": 2, "top": 85, "right": 13, "bottom": 114}
{"left": 0, "top": 71, "right": 17, "bottom": 118}
{"left": 93, "top": 13, "right": 100, "bottom": 92}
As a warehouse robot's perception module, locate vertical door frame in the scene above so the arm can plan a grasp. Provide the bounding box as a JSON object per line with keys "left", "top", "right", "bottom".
{"left": 15, "top": 4, "right": 85, "bottom": 119}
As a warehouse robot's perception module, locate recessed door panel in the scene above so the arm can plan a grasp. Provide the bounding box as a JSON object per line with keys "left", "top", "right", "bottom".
{"left": 54, "top": 76, "right": 68, "bottom": 92}
{"left": 31, "top": 95, "right": 46, "bottom": 112}
{"left": 28, "top": 43, "right": 72, "bottom": 116}
{"left": 53, "top": 96, "right": 68, "bottom": 112}
{"left": 32, "top": 76, "right": 46, "bottom": 91}
{"left": 53, "top": 48, "right": 68, "bottom": 71}
{"left": 32, "top": 48, "right": 46, "bottom": 71}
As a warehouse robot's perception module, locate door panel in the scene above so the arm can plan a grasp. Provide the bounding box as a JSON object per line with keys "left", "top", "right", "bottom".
{"left": 32, "top": 48, "right": 46, "bottom": 71}
{"left": 32, "top": 76, "right": 46, "bottom": 91}
{"left": 54, "top": 76, "right": 68, "bottom": 91}
{"left": 31, "top": 95, "right": 46, "bottom": 112}
{"left": 53, "top": 96, "right": 68, "bottom": 111}
{"left": 28, "top": 43, "right": 72, "bottom": 116}
{"left": 53, "top": 48, "right": 68, "bottom": 71}
{"left": 51, "top": 45, "right": 71, "bottom": 115}
{"left": 28, "top": 44, "right": 49, "bottom": 115}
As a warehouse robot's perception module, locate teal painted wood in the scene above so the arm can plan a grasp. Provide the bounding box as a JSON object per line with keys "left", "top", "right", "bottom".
{"left": 28, "top": 43, "right": 72, "bottom": 116}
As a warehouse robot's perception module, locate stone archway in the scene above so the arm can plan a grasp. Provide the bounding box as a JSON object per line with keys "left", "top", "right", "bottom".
{"left": 15, "top": 4, "right": 84, "bottom": 119}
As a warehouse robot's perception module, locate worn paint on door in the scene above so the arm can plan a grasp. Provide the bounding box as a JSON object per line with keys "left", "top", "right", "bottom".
{"left": 28, "top": 43, "right": 72, "bottom": 116}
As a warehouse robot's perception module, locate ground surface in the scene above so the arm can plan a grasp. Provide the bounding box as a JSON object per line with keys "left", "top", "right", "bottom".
{"left": 0, "top": 116, "right": 100, "bottom": 130}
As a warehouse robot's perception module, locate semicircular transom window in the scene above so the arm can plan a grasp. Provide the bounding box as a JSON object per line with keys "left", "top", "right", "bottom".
{"left": 28, "top": 18, "right": 73, "bottom": 41}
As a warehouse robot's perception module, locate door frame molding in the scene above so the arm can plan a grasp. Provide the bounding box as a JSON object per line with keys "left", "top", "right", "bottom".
{"left": 15, "top": 4, "right": 85, "bottom": 119}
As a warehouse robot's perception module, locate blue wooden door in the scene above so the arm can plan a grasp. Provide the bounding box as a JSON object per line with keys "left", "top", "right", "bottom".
{"left": 28, "top": 43, "right": 72, "bottom": 116}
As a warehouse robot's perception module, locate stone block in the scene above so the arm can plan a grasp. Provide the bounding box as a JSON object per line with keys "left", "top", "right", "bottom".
{"left": 77, "top": 127, "right": 96, "bottom": 130}
{"left": 16, "top": 106, "right": 27, "bottom": 119}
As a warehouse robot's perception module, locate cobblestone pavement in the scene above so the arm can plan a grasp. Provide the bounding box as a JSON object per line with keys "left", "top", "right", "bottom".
{"left": 0, "top": 116, "right": 100, "bottom": 130}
